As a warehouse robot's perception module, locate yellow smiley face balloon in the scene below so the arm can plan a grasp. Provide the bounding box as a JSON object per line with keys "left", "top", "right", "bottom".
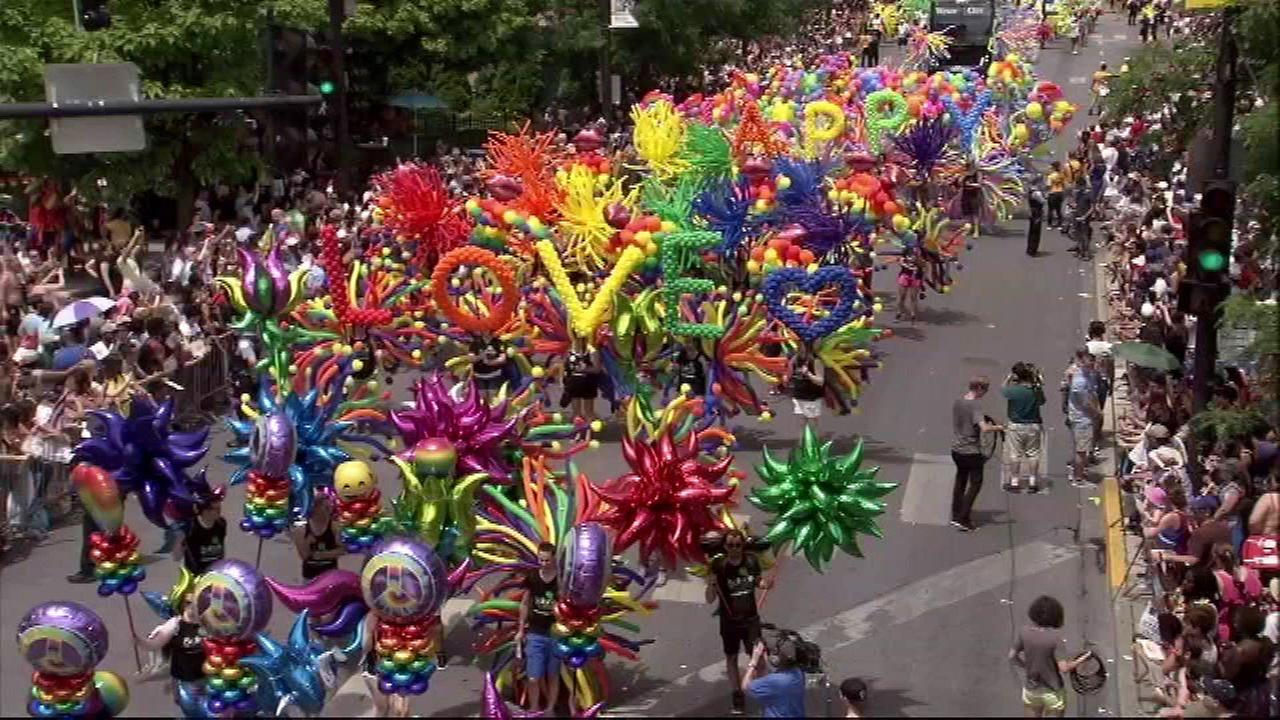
{"left": 334, "top": 460, "right": 376, "bottom": 501}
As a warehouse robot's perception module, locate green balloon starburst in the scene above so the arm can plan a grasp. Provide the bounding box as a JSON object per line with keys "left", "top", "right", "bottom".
{"left": 748, "top": 426, "right": 897, "bottom": 571}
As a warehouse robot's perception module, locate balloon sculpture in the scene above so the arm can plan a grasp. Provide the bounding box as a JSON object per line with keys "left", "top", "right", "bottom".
{"left": 15, "top": 602, "right": 129, "bottom": 718}
{"left": 73, "top": 396, "right": 211, "bottom": 532}
{"left": 390, "top": 373, "right": 522, "bottom": 485}
{"left": 333, "top": 460, "right": 392, "bottom": 552}
{"left": 236, "top": 411, "right": 298, "bottom": 539}
{"left": 240, "top": 611, "right": 337, "bottom": 717}
{"left": 466, "top": 457, "right": 654, "bottom": 714}
{"left": 583, "top": 429, "right": 737, "bottom": 572}
{"left": 179, "top": 559, "right": 274, "bottom": 718}
{"left": 216, "top": 245, "right": 312, "bottom": 384}
{"left": 71, "top": 465, "right": 146, "bottom": 597}
{"left": 359, "top": 537, "right": 450, "bottom": 696}
{"left": 748, "top": 426, "right": 896, "bottom": 570}
{"left": 390, "top": 437, "right": 487, "bottom": 564}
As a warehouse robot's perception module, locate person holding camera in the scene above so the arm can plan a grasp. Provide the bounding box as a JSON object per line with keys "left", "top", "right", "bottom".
{"left": 706, "top": 529, "right": 773, "bottom": 715}
{"left": 742, "top": 636, "right": 807, "bottom": 718}
{"left": 1003, "top": 363, "right": 1047, "bottom": 493}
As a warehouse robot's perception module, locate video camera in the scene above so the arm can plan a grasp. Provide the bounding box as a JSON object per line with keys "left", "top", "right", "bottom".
{"left": 760, "top": 622, "right": 824, "bottom": 675}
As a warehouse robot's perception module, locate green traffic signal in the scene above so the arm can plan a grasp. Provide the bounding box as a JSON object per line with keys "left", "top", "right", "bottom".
{"left": 319, "top": 80, "right": 336, "bottom": 95}
{"left": 1197, "top": 249, "right": 1227, "bottom": 273}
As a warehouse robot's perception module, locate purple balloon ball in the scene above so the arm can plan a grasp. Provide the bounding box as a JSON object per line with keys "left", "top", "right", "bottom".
{"left": 15, "top": 601, "right": 109, "bottom": 676}
{"left": 251, "top": 412, "right": 297, "bottom": 478}
{"left": 360, "top": 537, "right": 448, "bottom": 621}
{"left": 193, "top": 559, "right": 274, "bottom": 640}
{"left": 558, "top": 523, "right": 611, "bottom": 609}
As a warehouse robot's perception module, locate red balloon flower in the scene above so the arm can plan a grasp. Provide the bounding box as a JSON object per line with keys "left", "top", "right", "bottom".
{"left": 585, "top": 431, "right": 737, "bottom": 570}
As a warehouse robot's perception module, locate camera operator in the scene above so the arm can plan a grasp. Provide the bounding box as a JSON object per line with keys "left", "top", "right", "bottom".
{"left": 742, "top": 636, "right": 807, "bottom": 718}
{"left": 706, "top": 529, "right": 773, "bottom": 715}
{"left": 1002, "top": 362, "right": 1047, "bottom": 492}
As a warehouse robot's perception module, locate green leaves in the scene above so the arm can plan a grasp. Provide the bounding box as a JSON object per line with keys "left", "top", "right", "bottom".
{"left": 747, "top": 426, "right": 896, "bottom": 572}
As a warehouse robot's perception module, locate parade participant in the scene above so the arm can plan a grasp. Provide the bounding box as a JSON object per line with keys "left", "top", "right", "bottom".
{"left": 136, "top": 590, "right": 206, "bottom": 704}
{"left": 952, "top": 376, "right": 1003, "bottom": 531}
{"left": 840, "top": 678, "right": 869, "bottom": 718}
{"left": 788, "top": 344, "right": 825, "bottom": 422}
{"left": 515, "top": 541, "right": 561, "bottom": 714}
{"left": 175, "top": 485, "right": 227, "bottom": 575}
{"left": 895, "top": 247, "right": 923, "bottom": 322}
{"left": 1010, "top": 595, "right": 1089, "bottom": 718}
{"left": 959, "top": 163, "right": 983, "bottom": 237}
{"left": 705, "top": 529, "right": 772, "bottom": 715}
{"left": 357, "top": 611, "right": 398, "bottom": 717}
{"left": 1027, "top": 184, "right": 1046, "bottom": 256}
{"left": 672, "top": 337, "right": 709, "bottom": 397}
{"left": 468, "top": 334, "right": 508, "bottom": 401}
{"left": 291, "top": 488, "right": 343, "bottom": 580}
{"left": 1088, "top": 63, "right": 1112, "bottom": 116}
{"left": 561, "top": 339, "right": 602, "bottom": 424}
{"left": 1002, "top": 362, "right": 1046, "bottom": 493}
{"left": 742, "top": 637, "right": 806, "bottom": 718}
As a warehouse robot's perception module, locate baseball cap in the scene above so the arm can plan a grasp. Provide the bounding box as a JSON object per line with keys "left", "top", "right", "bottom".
{"left": 1146, "top": 424, "right": 1170, "bottom": 440}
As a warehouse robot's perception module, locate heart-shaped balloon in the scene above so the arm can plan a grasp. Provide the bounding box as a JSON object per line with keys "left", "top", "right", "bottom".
{"left": 761, "top": 266, "right": 865, "bottom": 344}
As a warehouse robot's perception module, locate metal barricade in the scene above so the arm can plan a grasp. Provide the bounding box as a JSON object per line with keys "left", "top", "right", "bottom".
{"left": 170, "top": 333, "right": 235, "bottom": 424}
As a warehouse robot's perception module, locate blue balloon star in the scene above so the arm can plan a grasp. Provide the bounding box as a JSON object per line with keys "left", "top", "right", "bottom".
{"left": 241, "top": 610, "right": 333, "bottom": 717}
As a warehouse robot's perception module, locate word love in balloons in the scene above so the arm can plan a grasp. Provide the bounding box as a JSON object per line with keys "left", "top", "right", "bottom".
{"left": 535, "top": 240, "right": 645, "bottom": 339}
{"left": 762, "top": 265, "right": 867, "bottom": 344}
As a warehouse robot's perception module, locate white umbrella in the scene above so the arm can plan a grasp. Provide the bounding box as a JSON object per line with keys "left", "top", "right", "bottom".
{"left": 50, "top": 296, "right": 116, "bottom": 329}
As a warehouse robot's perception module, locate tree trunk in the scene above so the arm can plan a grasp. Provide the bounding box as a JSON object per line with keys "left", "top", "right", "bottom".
{"left": 171, "top": 136, "right": 198, "bottom": 243}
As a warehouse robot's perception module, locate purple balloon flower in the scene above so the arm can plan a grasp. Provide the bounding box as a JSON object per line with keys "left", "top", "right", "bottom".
{"left": 390, "top": 373, "right": 522, "bottom": 484}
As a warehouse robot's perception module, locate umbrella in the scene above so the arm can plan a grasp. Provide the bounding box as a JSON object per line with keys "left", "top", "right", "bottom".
{"left": 387, "top": 91, "right": 449, "bottom": 158}
{"left": 387, "top": 92, "right": 449, "bottom": 111}
{"left": 51, "top": 297, "right": 115, "bottom": 329}
{"left": 1111, "top": 342, "right": 1181, "bottom": 371}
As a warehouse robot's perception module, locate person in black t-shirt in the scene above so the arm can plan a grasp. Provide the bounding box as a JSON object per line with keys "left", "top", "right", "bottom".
{"left": 789, "top": 344, "right": 826, "bottom": 422}
{"left": 672, "top": 339, "right": 709, "bottom": 396}
{"left": 176, "top": 486, "right": 226, "bottom": 575}
{"left": 517, "top": 542, "right": 562, "bottom": 713}
{"left": 468, "top": 335, "right": 508, "bottom": 401}
{"left": 136, "top": 591, "right": 206, "bottom": 704}
{"left": 705, "top": 529, "right": 772, "bottom": 715}
{"left": 292, "top": 490, "right": 343, "bottom": 580}
{"left": 560, "top": 340, "right": 601, "bottom": 423}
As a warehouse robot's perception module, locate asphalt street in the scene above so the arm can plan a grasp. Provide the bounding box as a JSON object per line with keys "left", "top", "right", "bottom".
{"left": 0, "top": 12, "right": 1145, "bottom": 717}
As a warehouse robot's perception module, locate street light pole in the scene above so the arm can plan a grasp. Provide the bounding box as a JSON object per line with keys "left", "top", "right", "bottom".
{"left": 327, "top": 0, "right": 352, "bottom": 197}
{"left": 599, "top": 0, "right": 611, "bottom": 112}
{"left": 1191, "top": 7, "right": 1238, "bottom": 414}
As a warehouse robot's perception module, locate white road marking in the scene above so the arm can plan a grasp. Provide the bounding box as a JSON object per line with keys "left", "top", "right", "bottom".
{"left": 1068, "top": 76, "right": 1089, "bottom": 85}
{"left": 612, "top": 540, "right": 1078, "bottom": 715}
{"left": 1113, "top": 33, "right": 1128, "bottom": 40}
{"left": 899, "top": 452, "right": 956, "bottom": 525}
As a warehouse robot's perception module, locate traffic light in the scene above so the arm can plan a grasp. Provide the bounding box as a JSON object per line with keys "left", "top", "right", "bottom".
{"left": 81, "top": 0, "right": 111, "bottom": 30}
{"left": 269, "top": 26, "right": 314, "bottom": 172}
{"left": 1178, "top": 180, "right": 1236, "bottom": 316}
{"left": 1188, "top": 180, "right": 1236, "bottom": 283}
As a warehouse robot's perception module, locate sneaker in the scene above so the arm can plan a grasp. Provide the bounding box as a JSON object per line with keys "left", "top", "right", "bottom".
{"left": 731, "top": 690, "right": 746, "bottom": 715}
{"left": 67, "top": 572, "right": 95, "bottom": 584}
{"left": 1027, "top": 477, "right": 1040, "bottom": 494}
{"left": 1008, "top": 478, "right": 1020, "bottom": 492}
{"left": 950, "top": 520, "right": 975, "bottom": 532}
{"left": 435, "top": 652, "right": 449, "bottom": 670}
{"left": 655, "top": 568, "right": 669, "bottom": 587}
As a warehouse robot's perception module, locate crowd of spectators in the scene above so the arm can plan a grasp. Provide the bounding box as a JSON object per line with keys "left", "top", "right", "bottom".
{"left": 1067, "top": 78, "right": 1280, "bottom": 718}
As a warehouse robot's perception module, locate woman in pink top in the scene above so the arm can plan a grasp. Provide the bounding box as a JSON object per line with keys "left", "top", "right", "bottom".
{"left": 1211, "top": 543, "right": 1263, "bottom": 643}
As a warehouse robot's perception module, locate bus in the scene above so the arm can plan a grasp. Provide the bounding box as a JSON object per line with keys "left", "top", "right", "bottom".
{"left": 929, "top": 0, "right": 996, "bottom": 69}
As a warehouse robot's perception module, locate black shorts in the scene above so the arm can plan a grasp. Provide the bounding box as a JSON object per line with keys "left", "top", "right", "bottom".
{"left": 719, "top": 616, "right": 761, "bottom": 656}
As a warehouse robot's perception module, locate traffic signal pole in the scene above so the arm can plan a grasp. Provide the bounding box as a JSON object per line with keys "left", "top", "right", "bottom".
{"left": 1191, "top": 7, "right": 1238, "bottom": 414}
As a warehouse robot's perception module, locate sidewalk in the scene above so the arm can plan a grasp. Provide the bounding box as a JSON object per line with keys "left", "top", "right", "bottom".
{"left": 1095, "top": 252, "right": 1155, "bottom": 718}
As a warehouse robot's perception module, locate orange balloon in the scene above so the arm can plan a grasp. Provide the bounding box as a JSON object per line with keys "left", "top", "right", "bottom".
{"left": 430, "top": 246, "right": 518, "bottom": 334}
{"left": 907, "top": 96, "right": 923, "bottom": 118}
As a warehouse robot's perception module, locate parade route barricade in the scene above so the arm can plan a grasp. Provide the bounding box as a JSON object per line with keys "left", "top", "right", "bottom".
{"left": 139, "top": 332, "right": 235, "bottom": 425}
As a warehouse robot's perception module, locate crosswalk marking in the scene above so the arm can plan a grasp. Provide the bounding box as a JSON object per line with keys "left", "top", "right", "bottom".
{"left": 899, "top": 453, "right": 954, "bottom": 525}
